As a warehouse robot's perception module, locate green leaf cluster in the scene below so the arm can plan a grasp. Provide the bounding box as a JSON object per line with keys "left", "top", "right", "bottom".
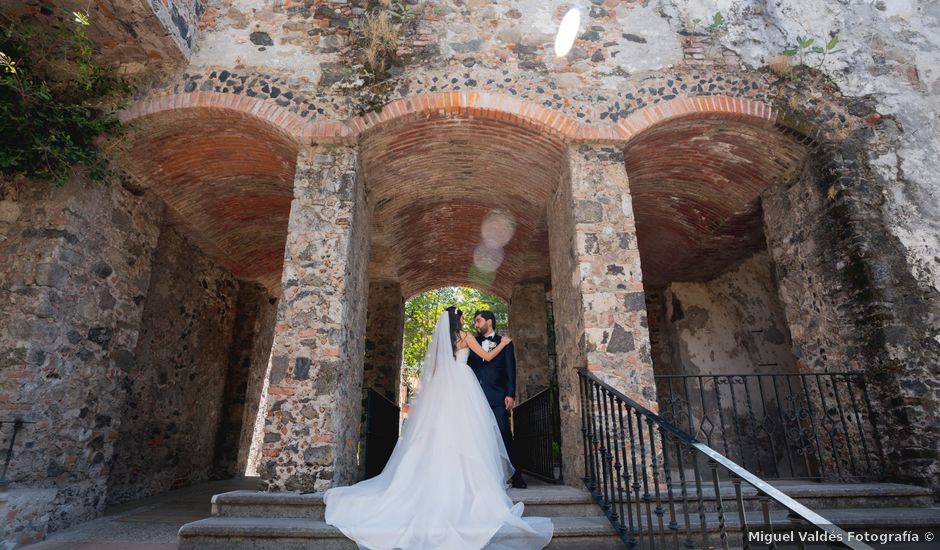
{"left": 0, "top": 10, "right": 130, "bottom": 186}
{"left": 402, "top": 287, "right": 508, "bottom": 381}
{"left": 687, "top": 11, "right": 728, "bottom": 59}
{"left": 782, "top": 33, "right": 841, "bottom": 73}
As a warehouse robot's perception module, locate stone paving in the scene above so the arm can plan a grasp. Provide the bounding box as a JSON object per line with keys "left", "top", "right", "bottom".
{"left": 23, "top": 477, "right": 258, "bottom": 549}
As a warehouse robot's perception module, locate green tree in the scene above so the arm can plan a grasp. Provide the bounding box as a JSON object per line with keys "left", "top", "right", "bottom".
{"left": 401, "top": 287, "right": 508, "bottom": 381}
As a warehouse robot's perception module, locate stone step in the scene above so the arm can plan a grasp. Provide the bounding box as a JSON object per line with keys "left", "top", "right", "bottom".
{"left": 177, "top": 506, "right": 940, "bottom": 550}
{"left": 177, "top": 515, "right": 623, "bottom": 550}
{"left": 595, "top": 481, "right": 935, "bottom": 513}
{"left": 655, "top": 506, "right": 940, "bottom": 550}
{"left": 211, "top": 485, "right": 604, "bottom": 520}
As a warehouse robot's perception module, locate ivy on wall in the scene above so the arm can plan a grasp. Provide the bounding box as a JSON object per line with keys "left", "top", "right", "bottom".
{"left": 0, "top": 10, "right": 130, "bottom": 186}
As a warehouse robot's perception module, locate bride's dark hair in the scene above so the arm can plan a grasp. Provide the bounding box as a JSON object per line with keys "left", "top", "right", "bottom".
{"left": 445, "top": 306, "right": 463, "bottom": 356}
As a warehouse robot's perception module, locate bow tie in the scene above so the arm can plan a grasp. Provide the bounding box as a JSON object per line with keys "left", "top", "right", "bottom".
{"left": 482, "top": 335, "right": 497, "bottom": 341}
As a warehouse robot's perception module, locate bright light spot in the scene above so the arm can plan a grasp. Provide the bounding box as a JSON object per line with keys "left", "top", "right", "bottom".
{"left": 554, "top": 8, "right": 581, "bottom": 57}
{"left": 480, "top": 209, "right": 516, "bottom": 248}
{"left": 473, "top": 243, "right": 504, "bottom": 273}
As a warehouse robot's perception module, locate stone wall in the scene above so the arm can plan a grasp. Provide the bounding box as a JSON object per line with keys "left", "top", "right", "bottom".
{"left": 644, "top": 290, "right": 677, "bottom": 378}
{"left": 106, "top": 223, "right": 238, "bottom": 505}
{"left": 150, "top": 0, "right": 204, "bottom": 59}
{"left": 239, "top": 295, "right": 278, "bottom": 476}
{"left": 259, "top": 145, "right": 371, "bottom": 492}
{"left": 547, "top": 147, "right": 585, "bottom": 487}
{"left": 646, "top": 253, "right": 803, "bottom": 476}
{"left": 654, "top": 253, "right": 797, "bottom": 378}
{"left": 362, "top": 280, "right": 404, "bottom": 404}
{"left": 509, "top": 282, "right": 550, "bottom": 402}
{"left": 764, "top": 143, "right": 940, "bottom": 491}
{"left": 215, "top": 283, "right": 269, "bottom": 479}
{"left": 358, "top": 279, "right": 404, "bottom": 479}
{"left": 0, "top": 176, "right": 163, "bottom": 546}
{"left": 0, "top": 0, "right": 190, "bottom": 68}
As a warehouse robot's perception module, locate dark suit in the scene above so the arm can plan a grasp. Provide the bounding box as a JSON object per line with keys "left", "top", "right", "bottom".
{"left": 467, "top": 333, "right": 523, "bottom": 483}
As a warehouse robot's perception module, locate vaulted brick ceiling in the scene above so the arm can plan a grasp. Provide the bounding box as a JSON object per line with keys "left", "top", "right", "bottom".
{"left": 361, "top": 115, "right": 566, "bottom": 300}
{"left": 120, "top": 109, "right": 807, "bottom": 299}
{"left": 624, "top": 115, "right": 809, "bottom": 288}
{"left": 121, "top": 110, "right": 297, "bottom": 292}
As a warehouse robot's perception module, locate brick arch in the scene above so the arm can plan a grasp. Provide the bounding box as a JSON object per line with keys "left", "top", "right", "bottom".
{"left": 119, "top": 91, "right": 314, "bottom": 141}
{"left": 616, "top": 95, "right": 779, "bottom": 141}
{"left": 403, "top": 283, "right": 511, "bottom": 304}
{"left": 361, "top": 113, "right": 567, "bottom": 299}
{"left": 120, "top": 105, "right": 300, "bottom": 292}
{"left": 118, "top": 91, "right": 796, "bottom": 292}
{"left": 120, "top": 91, "right": 621, "bottom": 144}
{"left": 619, "top": 99, "right": 811, "bottom": 287}
{"left": 344, "top": 92, "right": 621, "bottom": 143}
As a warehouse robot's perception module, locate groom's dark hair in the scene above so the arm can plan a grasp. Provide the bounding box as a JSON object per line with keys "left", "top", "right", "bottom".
{"left": 475, "top": 310, "right": 496, "bottom": 330}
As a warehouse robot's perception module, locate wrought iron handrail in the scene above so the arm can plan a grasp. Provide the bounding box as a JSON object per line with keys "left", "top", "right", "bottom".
{"left": 579, "top": 369, "right": 873, "bottom": 550}
{"left": 513, "top": 387, "right": 563, "bottom": 483}
{"left": 1, "top": 419, "right": 33, "bottom": 484}
{"left": 362, "top": 388, "right": 400, "bottom": 479}
{"left": 655, "top": 372, "right": 885, "bottom": 482}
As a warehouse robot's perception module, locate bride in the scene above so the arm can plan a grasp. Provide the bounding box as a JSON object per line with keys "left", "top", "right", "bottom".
{"left": 324, "top": 307, "right": 554, "bottom": 550}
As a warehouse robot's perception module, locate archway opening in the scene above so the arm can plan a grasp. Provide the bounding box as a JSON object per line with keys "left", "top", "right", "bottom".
{"left": 356, "top": 112, "right": 568, "bottom": 481}
{"left": 624, "top": 113, "right": 813, "bottom": 476}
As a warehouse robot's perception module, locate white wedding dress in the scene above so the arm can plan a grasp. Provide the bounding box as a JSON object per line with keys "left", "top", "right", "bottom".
{"left": 324, "top": 313, "right": 553, "bottom": 550}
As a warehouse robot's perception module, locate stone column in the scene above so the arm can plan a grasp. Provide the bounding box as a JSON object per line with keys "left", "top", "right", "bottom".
{"left": 362, "top": 280, "right": 405, "bottom": 404}
{"left": 358, "top": 280, "right": 404, "bottom": 479}
{"left": 548, "top": 144, "right": 656, "bottom": 486}
{"left": 259, "top": 145, "right": 370, "bottom": 492}
{"left": 509, "top": 282, "right": 550, "bottom": 402}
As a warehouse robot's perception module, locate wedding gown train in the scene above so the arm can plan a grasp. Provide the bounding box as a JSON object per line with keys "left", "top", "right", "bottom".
{"left": 324, "top": 313, "right": 553, "bottom": 550}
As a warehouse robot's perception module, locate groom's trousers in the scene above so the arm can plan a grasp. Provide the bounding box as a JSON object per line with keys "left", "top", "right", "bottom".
{"left": 491, "top": 404, "right": 524, "bottom": 482}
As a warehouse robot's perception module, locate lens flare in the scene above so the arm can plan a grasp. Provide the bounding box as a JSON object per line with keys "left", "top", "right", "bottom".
{"left": 480, "top": 209, "right": 516, "bottom": 248}
{"left": 473, "top": 243, "right": 504, "bottom": 273}
{"left": 554, "top": 8, "right": 581, "bottom": 58}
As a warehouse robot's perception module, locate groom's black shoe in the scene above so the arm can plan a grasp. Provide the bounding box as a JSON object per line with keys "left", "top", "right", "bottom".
{"left": 511, "top": 477, "right": 527, "bottom": 489}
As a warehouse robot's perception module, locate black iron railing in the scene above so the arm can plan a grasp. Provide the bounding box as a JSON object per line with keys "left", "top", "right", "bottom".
{"left": 362, "top": 388, "right": 400, "bottom": 479}
{"left": 579, "top": 369, "right": 873, "bottom": 550}
{"left": 655, "top": 373, "right": 884, "bottom": 482}
{"left": 1, "top": 419, "right": 31, "bottom": 484}
{"left": 514, "top": 387, "right": 563, "bottom": 483}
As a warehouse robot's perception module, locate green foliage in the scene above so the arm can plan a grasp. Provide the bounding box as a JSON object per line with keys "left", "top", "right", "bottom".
{"left": 0, "top": 10, "right": 130, "bottom": 186}
{"left": 782, "top": 33, "right": 841, "bottom": 73}
{"left": 402, "top": 287, "right": 508, "bottom": 381}
{"left": 388, "top": 2, "right": 415, "bottom": 24}
{"left": 687, "top": 11, "right": 728, "bottom": 59}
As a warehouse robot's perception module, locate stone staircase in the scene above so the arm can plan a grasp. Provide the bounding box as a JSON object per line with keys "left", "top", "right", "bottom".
{"left": 652, "top": 480, "right": 940, "bottom": 548}
{"left": 178, "top": 483, "right": 622, "bottom": 549}
{"left": 177, "top": 480, "right": 940, "bottom": 549}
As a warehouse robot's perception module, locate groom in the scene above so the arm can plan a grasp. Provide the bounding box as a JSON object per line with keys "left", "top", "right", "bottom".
{"left": 468, "top": 310, "right": 527, "bottom": 489}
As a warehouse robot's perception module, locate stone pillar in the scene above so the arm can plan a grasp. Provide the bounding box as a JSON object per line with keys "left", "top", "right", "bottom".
{"left": 509, "top": 282, "right": 550, "bottom": 402}
{"left": 548, "top": 144, "right": 656, "bottom": 486}
{"left": 259, "top": 145, "right": 370, "bottom": 492}
{"left": 362, "top": 280, "right": 405, "bottom": 404}
{"left": 358, "top": 280, "right": 404, "bottom": 479}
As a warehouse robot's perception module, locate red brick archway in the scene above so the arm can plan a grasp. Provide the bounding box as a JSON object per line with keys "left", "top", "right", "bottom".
{"left": 120, "top": 107, "right": 299, "bottom": 291}
{"left": 119, "top": 92, "right": 788, "bottom": 293}
{"left": 122, "top": 91, "right": 780, "bottom": 146}
{"left": 621, "top": 108, "right": 809, "bottom": 288}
